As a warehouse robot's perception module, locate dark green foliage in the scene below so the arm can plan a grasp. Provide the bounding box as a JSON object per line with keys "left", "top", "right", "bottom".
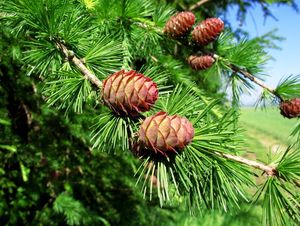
{"left": 53, "top": 193, "right": 110, "bottom": 226}
{"left": 0, "top": 69, "right": 178, "bottom": 226}
{"left": 90, "top": 112, "right": 136, "bottom": 153}
{"left": 44, "top": 71, "right": 94, "bottom": 114}
{"left": 0, "top": 26, "right": 178, "bottom": 226}
{"left": 77, "top": 36, "right": 124, "bottom": 78}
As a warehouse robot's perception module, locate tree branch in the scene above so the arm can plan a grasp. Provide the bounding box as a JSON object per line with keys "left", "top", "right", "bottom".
{"left": 56, "top": 42, "right": 102, "bottom": 89}
{"left": 213, "top": 54, "right": 283, "bottom": 101}
{"left": 230, "top": 65, "right": 275, "bottom": 94}
{"left": 122, "top": 22, "right": 284, "bottom": 102}
{"left": 189, "top": 0, "right": 210, "bottom": 11}
{"left": 220, "top": 152, "right": 277, "bottom": 176}
{"left": 219, "top": 152, "right": 300, "bottom": 188}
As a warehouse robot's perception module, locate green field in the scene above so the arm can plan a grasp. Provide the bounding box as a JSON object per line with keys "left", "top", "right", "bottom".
{"left": 239, "top": 107, "right": 298, "bottom": 160}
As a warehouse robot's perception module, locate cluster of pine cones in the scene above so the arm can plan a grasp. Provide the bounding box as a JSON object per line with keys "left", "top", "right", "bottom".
{"left": 100, "top": 12, "right": 226, "bottom": 158}
{"left": 164, "top": 12, "right": 300, "bottom": 119}
{"left": 164, "top": 12, "right": 224, "bottom": 70}
{"left": 102, "top": 70, "right": 194, "bottom": 158}
{"left": 100, "top": 12, "right": 299, "bottom": 160}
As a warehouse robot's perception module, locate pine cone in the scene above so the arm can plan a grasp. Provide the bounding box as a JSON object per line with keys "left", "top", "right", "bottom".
{"left": 192, "top": 18, "right": 224, "bottom": 46}
{"left": 164, "top": 11, "right": 195, "bottom": 38}
{"left": 188, "top": 55, "right": 215, "bottom": 70}
{"left": 280, "top": 98, "right": 300, "bottom": 118}
{"left": 102, "top": 70, "right": 158, "bottom": 117}
{"left": 138, "top": 112, "right": 194, "bottom": 156}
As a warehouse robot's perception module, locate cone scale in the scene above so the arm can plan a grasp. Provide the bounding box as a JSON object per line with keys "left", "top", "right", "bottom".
{"left": 102, "top": 70, "right": 158, "bottom": 117}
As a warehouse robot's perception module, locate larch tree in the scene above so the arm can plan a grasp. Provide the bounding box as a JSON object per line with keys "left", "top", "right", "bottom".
{"left": 0, "top": 0, "right": 299, "bottom": 225}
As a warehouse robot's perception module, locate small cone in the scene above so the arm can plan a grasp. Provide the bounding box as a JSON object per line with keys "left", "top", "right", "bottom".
{"left": 102, "top": 70, "right": 158, "bottom": 117}
{"left": 164, "top": 11, "right": 195, "bottom": 38}
{"left": 280, "top": 98, "right": 300, "bottom": 118}
{"left": 138, "top": 112, "right": 194, "bottom": 156}
{"left": 192, "top": 18, "right": 224, "bottom": 46}
{"left": 188, "top": 55, "right": 215, "bottom": 70}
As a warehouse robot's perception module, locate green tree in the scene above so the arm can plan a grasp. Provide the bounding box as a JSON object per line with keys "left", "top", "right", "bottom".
{"left": 0, "top": 0, "right": 299, "bottom": 226}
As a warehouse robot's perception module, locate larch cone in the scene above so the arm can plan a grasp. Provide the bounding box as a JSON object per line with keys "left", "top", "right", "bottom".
{"left": 280, "top": 98, "right": 300, "bottom": 118}
{"left": 188, "top": 55, "right": 215, "bottom": 70}
{"left": 192, "top": 18, "right": 224, "bottom": 46}
{"left": 164, "top": 11, "right": 196, "bottom": 38}
{"left": 102, "top": 70, "right": 158, "bottom": 117}
{"left": 138, "top": 112, "right": 194, "bottom": 156}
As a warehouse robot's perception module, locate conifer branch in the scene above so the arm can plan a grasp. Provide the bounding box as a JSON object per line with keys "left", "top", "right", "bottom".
{"left": 220, "top": 152, "right": 300, "bottom": 188}
{"left": 230, "top": 65, "right": 275, "bottom": 95}
{"left": 189, "top": 0, "right": 210, "bottom": 11}
{"left": 134, "top": 23, "right": 282, "bottom": 101}
{"left": 56, "top": 42, "right": 102, "bottom": 89}
{"left": 220, "top": 152, "right": 277, "bottom": 176}
{"left": 213, "top": 54, "right": 283, "bottom": 101}
{"left": 134, "top": 20, "right": 284, "bottom": 101}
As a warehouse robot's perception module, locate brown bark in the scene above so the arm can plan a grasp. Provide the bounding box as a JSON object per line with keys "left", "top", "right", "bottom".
{"left": 220, "top": 152, "right": 277, "bottom": 176}
{"left": 189, "top": 0, "right": 210, "bottom": 11}
{"left": 56, "top": 42, "right": 102, "bottom": 89}
{"left": 213, "top": 54, "right": 283, "bottom": 101}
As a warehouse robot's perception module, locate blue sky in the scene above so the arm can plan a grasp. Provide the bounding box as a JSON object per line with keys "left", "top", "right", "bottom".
{"left": 226, "top": 1, "right": 300, "bottom": 105}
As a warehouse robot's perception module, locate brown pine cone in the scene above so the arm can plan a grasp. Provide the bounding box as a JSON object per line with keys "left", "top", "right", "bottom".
{"left": 102, "top": 70, "right": 158, "bottom": 117}
{"left": 280, "top": 98, "right": 300, "bottom": 118}
{"left": 164, "top": 11, "right": 195, "bottom": 38}
{"left": 188, "top": 55, "right": 215, "bottom": 70}
{"left": 138, "top": 112, "right": 194, "bottom": 156}
{"left": 192, "top": 18, "right": 224, "bottom": 46}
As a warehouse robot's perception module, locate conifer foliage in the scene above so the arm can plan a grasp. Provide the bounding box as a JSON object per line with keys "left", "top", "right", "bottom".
{"left": 1, "top": 0, "right": 300, "bottom": 225}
